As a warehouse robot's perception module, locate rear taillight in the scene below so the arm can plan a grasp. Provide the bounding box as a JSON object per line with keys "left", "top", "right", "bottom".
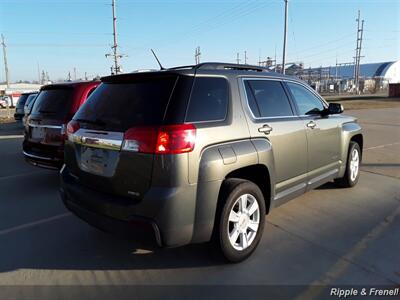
{"left": 66, "top": 120, "right": 80, "bottom": 139}
{"left": 122, "top": 124, "right": 196, "bottom": 154}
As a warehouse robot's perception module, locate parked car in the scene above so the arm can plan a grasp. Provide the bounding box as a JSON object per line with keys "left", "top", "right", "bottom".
{"left": 60, "top": 63, "right": 363, "bottom": 262}
{"left": 14, "top": 92, "right": 38, "bottom": 121}
{"left": 0, "top": 95, "right": 12, "bottom": 108}
{"left": 0, "top": 98, "right": 7, "bottom": 108}
{"left": 23, "top": 81, "right": 100, "bottom": 169}
{"left": 22, "top": 93, "right": 39, "bottom": 125}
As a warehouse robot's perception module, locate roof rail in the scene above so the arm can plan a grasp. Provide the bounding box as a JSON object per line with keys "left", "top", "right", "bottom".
{"left": 168, "top": 65, "right": 196, "bottom": 70}
{"left": 196, "top": 62, "right": 269, "bottom": 72}
{"left": 167, "top": 62, "right": 269, "bottom": 72}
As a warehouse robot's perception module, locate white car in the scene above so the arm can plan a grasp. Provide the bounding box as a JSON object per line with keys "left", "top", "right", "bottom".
{"left": 0, "top": 96, "right": 12, "bottom": 108}
{"left": 0, "top": 99, "right": 6, "bottom": 108}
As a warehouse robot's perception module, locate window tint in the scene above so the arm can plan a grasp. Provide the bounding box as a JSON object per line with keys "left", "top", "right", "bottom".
{"left": 16, "top": 94, "right": 29, "bottom": 108}
{"left": 185, "top": 77, "right": 228, "bottom": 122}
{"left": 74, "top": 76, "right": 177, "bottom": 131}
{"left": 25, "top": 94, "right": 37, "bottom": 107}
{"left": 287, "top": 82, "right": 325, "bottom": 115}
{"left": 244, "top": 80, "right": 293, "bottom": 118}
{"left": 31, "top": 89, "right": 74, "bottom": 119}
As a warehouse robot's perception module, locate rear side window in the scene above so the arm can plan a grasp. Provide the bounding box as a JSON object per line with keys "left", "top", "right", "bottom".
{"left": 185, "top": 77, "right": 228, "bottom": 122}
{"left": 31, "top": 88, "right": 74, "bottom": 119}
{"left": 244, "top": 80, "right": 293, "bottom": 118}
{"left": 25, "top": 94, "right": 37, "bottom": 107}
{"left": 74, "top": 76, "right": 178, "bottom": 131}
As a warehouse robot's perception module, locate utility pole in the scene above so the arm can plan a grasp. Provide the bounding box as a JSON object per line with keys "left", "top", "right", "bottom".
{"left": 106, "top": 0, "right": 123, "bottom": 75}
{"left": 41, "top": 70, "right": 46, "bottom": 84}
{"left": 236, "top": 53, "right": 241, "bottom": 64}
{"left": 37, "top": 62, "right": 40, "bottom": 84}
{"left": 281, "top": 0, "right": 289, "bottom": 74}
{"left": 244, "top": 51, "right": 248, "bottom": 64}
{"left": 353, "top": 10, "right": 364, "bottom": 94}
{"left": 68, "top": 72, "right": 72, "bottom": 81}
{"left": 84, "top": 72, "right": 88, "bottom": 80}
{"left": 1, "top": 34, "right": 10, "bottom": 88}
{"left": 195, "top": 46, "right": 201, "bottom": 64}
{"left": 73, "top": 67, "right": 77, "bottom": 80}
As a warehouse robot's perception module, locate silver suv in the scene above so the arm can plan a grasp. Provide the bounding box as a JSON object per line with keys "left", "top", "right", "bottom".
{"left": 60, "top": 63, "right": 363, "bottom": 262}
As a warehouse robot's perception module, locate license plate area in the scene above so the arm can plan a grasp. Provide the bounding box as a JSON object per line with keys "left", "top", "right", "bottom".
{"left": 31, "top": 127, "right": 46, "bottom": 140}
{"left": 80, "top": 146, "right": 109, "bottom": 175}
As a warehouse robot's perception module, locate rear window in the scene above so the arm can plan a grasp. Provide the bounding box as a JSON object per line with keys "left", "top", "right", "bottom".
{"left": 31, "top": 89, "right": 74, "bottom": 119}
{"left": 74, "top": 76, "right": 178, "bottom": 131}
{"left": 25, "top": 94, "right": 37, "bottom": 107}
{"left": 185, "top": 77, "right": 228, "bottom": 122}
{"left": 16, "top": 94, "right": 29, "bottom": 108}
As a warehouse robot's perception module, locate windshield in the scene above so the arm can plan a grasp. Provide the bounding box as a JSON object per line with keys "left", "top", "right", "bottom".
{"left": 16, "top": 94, "right": 29, "bottom": 108}
{"left": 74, "top": 76, "right": 178, "bottom": 131}
{"left": 31, "top": 88, "right": 74, "bottom": 119}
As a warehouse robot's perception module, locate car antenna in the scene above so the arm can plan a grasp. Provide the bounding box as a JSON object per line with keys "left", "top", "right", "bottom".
{"left": 151, "top": 49, "right": 165, "bottom": 70}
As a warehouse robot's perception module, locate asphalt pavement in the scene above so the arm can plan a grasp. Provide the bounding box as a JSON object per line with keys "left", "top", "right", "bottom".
{"left": 0, "top": 108, "right": 399, "bottom": 300}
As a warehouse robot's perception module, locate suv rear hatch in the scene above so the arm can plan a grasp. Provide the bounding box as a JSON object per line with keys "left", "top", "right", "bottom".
{"left": 28, "top": 86, "right": 74, "bottom": 147}
{"left": 65, "top": 73, "right": 193, "bottom": 198}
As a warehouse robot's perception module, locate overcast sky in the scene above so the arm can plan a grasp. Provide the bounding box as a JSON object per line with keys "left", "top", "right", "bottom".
{"left": 0, "top": 0, "right": 399, "bottom": 82}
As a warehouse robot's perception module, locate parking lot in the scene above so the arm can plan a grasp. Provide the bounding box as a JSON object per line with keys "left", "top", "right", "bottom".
{"left": 0, "top": 107, "right": 399, "bottom": 299}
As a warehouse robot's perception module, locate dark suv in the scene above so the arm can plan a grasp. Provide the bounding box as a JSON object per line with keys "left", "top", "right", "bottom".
{"left": 23, "top": 81, "right": 99, "bottom": 169}
{"left": 14, "top": 92, "right": 38, "bottom": 121}
{"left": 60, "top": 63, "right": 363, "bottom": 262}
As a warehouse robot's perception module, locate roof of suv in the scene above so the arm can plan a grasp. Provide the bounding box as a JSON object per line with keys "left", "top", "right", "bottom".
{"left": 40, "top": 80, "right": 100, "bottom": 91}
{"left": 101, "top": 62, "right": 301, "bottom": 83}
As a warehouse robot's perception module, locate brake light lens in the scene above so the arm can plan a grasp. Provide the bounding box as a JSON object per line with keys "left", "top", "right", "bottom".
{"left": 122, "top": 124, "right": 196, "bottom": 154}
{"left": 66, "top": 120, "right": 80, "bottom": 137}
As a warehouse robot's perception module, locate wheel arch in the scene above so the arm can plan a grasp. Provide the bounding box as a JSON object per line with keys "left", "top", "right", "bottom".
{"left": 339, "top": 122, "right": 363, "bottom": 177}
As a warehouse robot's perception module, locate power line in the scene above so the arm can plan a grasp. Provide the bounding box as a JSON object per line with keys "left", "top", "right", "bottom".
{"left": 142, "top": 1, "right": 271, "bottom": 50}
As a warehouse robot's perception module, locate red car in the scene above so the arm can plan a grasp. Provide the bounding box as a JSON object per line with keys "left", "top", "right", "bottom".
{"left": 23, "top": 81, "right": 100, "bottom": 169}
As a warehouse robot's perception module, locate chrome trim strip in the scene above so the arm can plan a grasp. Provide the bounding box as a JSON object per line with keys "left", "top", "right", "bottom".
{"left": 274, "top": 182, "right": 306, "bottom": 201}
{"left": 71, "top": 129, "right": 123, "bottom": 151}
{"left": 29, "top": 124, "right": 62, "bottom": 129}
{"left": 308, "top": 168, "right": 339, "bottom": 185}
{"left": 59, "top": 163, "right": 66, "bottom": 174}
{"left": 23, "top": 150, "right": 56, "bottom": 161}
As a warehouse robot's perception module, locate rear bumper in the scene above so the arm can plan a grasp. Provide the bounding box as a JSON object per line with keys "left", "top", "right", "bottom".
{"left": 60, "top": 167, "right": 198, "bottom": 247}
{"left": 22, "top": 141, "right": 63, "bottom": 169}
{"left": 23, "top": 151, "right": 62, "bottom": 169}
{"left": 61, "top": 189, "right": 162, "bottom": 247}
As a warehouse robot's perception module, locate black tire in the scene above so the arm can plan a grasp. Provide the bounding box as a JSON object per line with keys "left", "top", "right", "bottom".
{"left": 216, "top": 178, "right": 266, "bottom": 263}
{"left": 335, "top": 141, "right": 361, "bottom": 188}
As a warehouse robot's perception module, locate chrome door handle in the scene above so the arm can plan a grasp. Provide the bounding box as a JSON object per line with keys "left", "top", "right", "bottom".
{"left": 306, "top": 121, "right": 316, "bottom": 129}
{"left": 258, "top": 124, "right": 273, "bottom": 134}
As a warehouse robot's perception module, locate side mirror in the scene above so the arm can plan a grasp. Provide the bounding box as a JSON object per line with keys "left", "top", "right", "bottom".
{"left": 327, "top": 103, "right": 343, "bottom": 115}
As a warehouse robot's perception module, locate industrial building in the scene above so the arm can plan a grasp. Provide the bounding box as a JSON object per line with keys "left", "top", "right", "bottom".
{"left": 284, "top": 60, "right": 400, "bottom": 94}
